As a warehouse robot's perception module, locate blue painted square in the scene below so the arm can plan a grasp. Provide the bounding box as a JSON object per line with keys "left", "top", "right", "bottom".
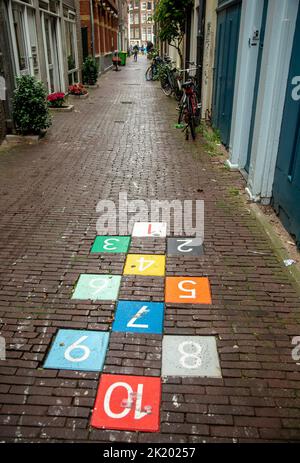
{"left": 44, "top": 329, "right": 110, "bottom": 372}
{"left": 112, "top": 300, "right": 164, "bottom": 335}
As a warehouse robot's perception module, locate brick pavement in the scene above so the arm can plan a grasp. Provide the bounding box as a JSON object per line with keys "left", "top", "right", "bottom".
{"left": 0, "top": 56, "right": 300, "bottom": 442}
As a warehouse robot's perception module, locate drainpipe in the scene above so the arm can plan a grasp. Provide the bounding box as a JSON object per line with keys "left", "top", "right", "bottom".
{"left": 196, "top": 0, "right": 206, "bottom": 101}
{"left": 90, "top": 0, "right": 95, "bottom": 56}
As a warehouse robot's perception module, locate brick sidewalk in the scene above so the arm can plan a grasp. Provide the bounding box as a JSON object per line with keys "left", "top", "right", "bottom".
{"left": 0, "top": 56, "right": 300, "bottom": 443}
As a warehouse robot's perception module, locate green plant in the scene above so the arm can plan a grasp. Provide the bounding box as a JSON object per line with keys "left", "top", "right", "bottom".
{"left": 154, "top": 0, "right": 193, "bottom": 68}
{"left": 13, "top": 75, "right": 51, "bottom": 135}
{"left": 82, "top": 56, "right": 99, "bottom": 85}
{"left": 47, "top": 92, "right": 66, "bottom": 108}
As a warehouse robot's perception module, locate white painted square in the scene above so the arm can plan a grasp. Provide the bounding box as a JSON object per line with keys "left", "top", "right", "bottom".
{"left": 132, "top": 222, "right": 167, "bottom": 237}
{"left": 162, "top": 335, "right": 222, "bottom": 378}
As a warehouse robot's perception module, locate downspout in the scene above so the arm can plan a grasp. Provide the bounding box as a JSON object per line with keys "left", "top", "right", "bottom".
{"left": 196, "top": 0, "right": 206, "bottom": 101}
{"left": 90, "top": 0, "right": 95, "bottom": 56}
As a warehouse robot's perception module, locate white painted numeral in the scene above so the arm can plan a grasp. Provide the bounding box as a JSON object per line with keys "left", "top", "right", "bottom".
{"left": 103, "top": 238, "right": 119, "bottom": 251}
{"left": 89, "top": 277, "right": 108, "bottom": 295}
{"left": 64, "top": 336, "right": 90, "bottom": 362}
{"left": 104, "top": 382, "right": 147, "bottom": 420}
{"left": 292, "top": 76, "right": 300, "bottom": 101}
{"left": 177, "top": 239, "right": 194, "bottom": 253}
{"left": 178, "top": 280, "right": 196, "bottom": 299}
{"left": 127, "top": 305, "right": 149, "bottom": 329}
{"left": 137, "top": 257, "right": 155, "bottom": 272}
{"left": 178, "top": 341, "right": 202, "bottom": 369}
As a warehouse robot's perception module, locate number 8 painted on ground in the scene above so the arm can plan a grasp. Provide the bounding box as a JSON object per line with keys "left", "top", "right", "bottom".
{"left": 178, "top": 341, "right": 202, "bottom": 369}
{"left": 64, "top": 336, "right": 90, "bottom": 362}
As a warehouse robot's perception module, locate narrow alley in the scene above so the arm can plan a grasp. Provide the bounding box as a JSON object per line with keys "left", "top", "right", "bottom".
{"left": 0, "top": 56, "right": 300, "bottom": 443}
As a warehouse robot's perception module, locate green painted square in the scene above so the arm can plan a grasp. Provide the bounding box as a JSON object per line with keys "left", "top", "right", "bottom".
{"left": 72, "top": 274, "right": 121, "bottom": 300}
{"left": 91, "top": 236, "right": 131, "bottom": 254}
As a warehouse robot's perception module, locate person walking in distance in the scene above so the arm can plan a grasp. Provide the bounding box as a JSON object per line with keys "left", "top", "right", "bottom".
{"left": 133, "top": 43, "right": 139, "bottom": 62}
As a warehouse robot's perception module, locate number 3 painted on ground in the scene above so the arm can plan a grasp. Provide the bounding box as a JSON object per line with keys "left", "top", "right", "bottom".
{"left": 103, "top": 238, "right": 119, "bottom": 251}
{"left": 64, "top": 336, "right": 90, "bottom": 362}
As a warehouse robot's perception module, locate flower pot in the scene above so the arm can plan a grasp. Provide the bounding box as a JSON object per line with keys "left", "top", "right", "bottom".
{"left": 68, "top": 92, "right": 89, "bottom": 99}
{"left": 49, "top": 104, "right": 74, "bottom": 112}
{"left": 5, "top": 132, "right": 46, "bottom": 144}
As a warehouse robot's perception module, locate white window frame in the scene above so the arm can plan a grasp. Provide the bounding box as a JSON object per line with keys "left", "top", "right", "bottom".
{"left": 8, "top": 0, "right": 38, "bottom": 77}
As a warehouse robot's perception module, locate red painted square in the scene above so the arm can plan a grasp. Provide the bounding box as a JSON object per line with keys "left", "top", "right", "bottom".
{"left": 91, "top": 374, "right": 161, "bottom": 432}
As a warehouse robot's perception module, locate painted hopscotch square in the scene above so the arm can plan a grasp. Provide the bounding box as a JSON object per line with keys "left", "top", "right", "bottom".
{"left": 91, "top": 236, "right": 131, "bottom": 254}
{"left": 132, "top": 222, "right": 167, "bottom": 238}
{"left": 123, "top": 254, "right": 166, "bottom": 277}
{"left": 72, "top": 274, "right": 121, "bottom": 300}
{"left": 167, "top": 238, "right": 204, "bottom": 256}
{"left": 112, "top": 300, "right": 165, "bottom": 335}
{"left": 44, "top": 329, "right": 110, "bottom": 371}
{"left": 162, "top": 335, "right": 222, "bottom": 378}
{"left": 165, "top": 276, "right": 212, "bottom": 305}
{"left": 91, "top": 374, "right": 161, "bottom": 432}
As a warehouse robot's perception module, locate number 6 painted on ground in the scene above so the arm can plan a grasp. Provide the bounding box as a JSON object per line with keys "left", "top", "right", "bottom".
{"left": 64, "top": 335, "right": 90, "bottom": 362}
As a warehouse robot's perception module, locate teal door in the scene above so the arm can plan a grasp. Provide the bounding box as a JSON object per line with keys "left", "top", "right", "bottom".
{"left": 272, "top": 7, "right": 300, "bottom": 247}
{"left": 212, "top": 1, "right": 241, "bottom": 147}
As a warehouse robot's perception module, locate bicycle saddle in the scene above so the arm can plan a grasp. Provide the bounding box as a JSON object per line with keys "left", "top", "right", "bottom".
{"left": 182, "top": 80, "right": 195, "bottom": 89}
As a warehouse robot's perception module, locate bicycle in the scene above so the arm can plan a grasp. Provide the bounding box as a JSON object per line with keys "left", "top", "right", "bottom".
{"left": 145, "top": 55, "right": 163, "bottom": 81}
{"left": 160, "top": 59, "right": 182, "bottom": 101}
{"left": 178, "top": 79, "right": 201, "bottom": 141}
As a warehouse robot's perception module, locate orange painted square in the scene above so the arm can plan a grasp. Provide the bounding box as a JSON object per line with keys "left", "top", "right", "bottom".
{"left": 165, "top": 277, "right": 212, "bottom": 304}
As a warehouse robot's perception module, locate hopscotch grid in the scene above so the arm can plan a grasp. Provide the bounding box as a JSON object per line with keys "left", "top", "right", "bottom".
{"left": 44, "top": 221, "right": 220, "bottom": 433}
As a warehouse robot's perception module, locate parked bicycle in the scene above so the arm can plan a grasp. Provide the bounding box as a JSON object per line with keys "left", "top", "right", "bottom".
{"left": 145, "top": 55, "right": 163, "bottom": 81}
{"left": 159, "top": 59, "right": 183, "bottom": 101}
{"left": 177, "top": 86, "right": 200, "bottom": 141}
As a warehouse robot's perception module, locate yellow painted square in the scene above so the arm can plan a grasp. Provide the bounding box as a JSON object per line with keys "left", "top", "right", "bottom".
{"left": 124, "top": 254, "right": 166, "bottom": 276}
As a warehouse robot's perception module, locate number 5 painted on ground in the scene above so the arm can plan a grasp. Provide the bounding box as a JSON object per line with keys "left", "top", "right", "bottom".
{"left": 178, "top": 280, "right": 196, "bottom": 299}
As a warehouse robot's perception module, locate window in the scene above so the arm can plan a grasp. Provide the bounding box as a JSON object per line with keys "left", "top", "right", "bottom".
{"left": 147, "top": 1, "right": 152, "bottom": 10}
{"left": 65, "top": 19, "right": 78, "bottom": 85}
{"left": 134, "top": 13, "right": 139, "bottom": 24}
{"left": 130, "top": 12, "right": 133, "bottom": 23}
{"left": 142, "top": 13, "right": 146, "bottom": 22}
{"left": 9, "top": 1, "right": 40, "bottom": 77}
{"left": 142, "top": 2, "right": 146, "bottom": 9}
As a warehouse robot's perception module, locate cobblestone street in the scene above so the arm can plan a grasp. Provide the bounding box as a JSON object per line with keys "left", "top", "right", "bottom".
{"left": 0, "top": 56, "right": 300, "bottom": 443}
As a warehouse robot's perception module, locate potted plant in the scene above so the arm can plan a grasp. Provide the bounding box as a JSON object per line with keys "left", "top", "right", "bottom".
{"left": 68, "top": 83, "right": 89, "bottom": 99}
{"left": 8, "top": 75, "right": 51, "bottom": 143}
{"left": 83, "top": 56, "right": 99, "bottom": 87}
{"left": 47, "top": 92, "right": 74, "bottom": 112}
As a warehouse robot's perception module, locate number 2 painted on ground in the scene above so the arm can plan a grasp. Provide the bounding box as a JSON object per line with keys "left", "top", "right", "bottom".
{"left": 176, "top": 239, "right": 194, "bottom": 253}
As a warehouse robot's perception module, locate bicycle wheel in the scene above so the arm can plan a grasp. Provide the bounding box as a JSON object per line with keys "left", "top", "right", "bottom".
{"left": 145, "top": 66, "right": 153, "bottom": 81}
{"left": 189, "top": 115, "right": 196, "bottom": 140}
{"left": 161, "top": 77, "right": 172, "bottom": 96}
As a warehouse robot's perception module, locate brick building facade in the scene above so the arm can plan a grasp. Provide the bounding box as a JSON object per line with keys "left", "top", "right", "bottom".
{"left": 128, "top": 0, "right": 155, "bottom": 47}
{"left": 80, "top": 0, "right": 120, "bottom": 73}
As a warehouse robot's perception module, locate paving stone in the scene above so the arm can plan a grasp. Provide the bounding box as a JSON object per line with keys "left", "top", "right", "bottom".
{"left": 44, "top": 329, "right": 109, "bottom": 371}
{"left": 123, "top": 254, "right": 165, "bottom": 277}
{"left": 167, "top": 238, "right": 204, "bottom": 256}
{"left": 72, "top": 274, "right": 121, "bottom": 300}
{"left": 0, "top": 56, "right": 299, "bottom": 442}
{"left": 91, "top": 236, "right": 131, "bottom": 254}
{"left": 112, "top": 300, "right": 164, "bottom": 334}
{"left": 162, "top": 335, "right": 222, "bottom": 378}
